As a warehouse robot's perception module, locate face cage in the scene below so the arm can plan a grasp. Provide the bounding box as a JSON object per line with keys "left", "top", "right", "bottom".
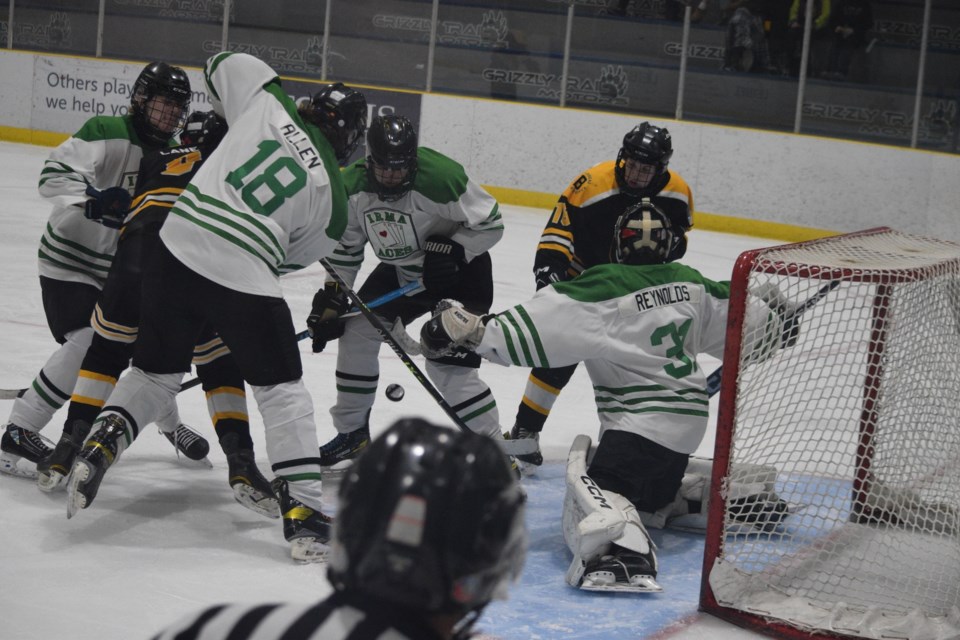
{"left": 135, "top": 88, "right": 190, "bottom": 141}
{"left": 368, "top": 156, "right": 417, "bottom": 201}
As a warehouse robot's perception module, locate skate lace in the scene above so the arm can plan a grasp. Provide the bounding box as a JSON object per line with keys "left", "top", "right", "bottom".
{"left": 8, "top": 426, "right": 55, "bottom": 453}
{"left": 166, "top": 424, "right": 202, "bottom": 459}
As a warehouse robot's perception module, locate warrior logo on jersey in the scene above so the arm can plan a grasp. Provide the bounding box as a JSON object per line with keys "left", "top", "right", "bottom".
{"left": 363, "top": 208, "right": 417, "bottom": 260}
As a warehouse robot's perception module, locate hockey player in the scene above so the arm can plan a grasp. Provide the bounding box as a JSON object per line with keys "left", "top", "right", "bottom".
{"left": 307, "top": 114, "right": 505, "bottom": 471}
{"left": 149, "top": 417, "right": 527, "bottom": 640}
{"left": 421, "top": 201, "right": 791, "bottom": 592}
{"left": 63, "top": 52, "right": 367, "bottom": 563}
{"left": 508, "top": 122, "right": 693, "bottom": 469}
{"left": 0, "top": 61, "right": 192, "bottom": 479}
{"left": 36, "top": 111, "right": 277, "bottom": 518}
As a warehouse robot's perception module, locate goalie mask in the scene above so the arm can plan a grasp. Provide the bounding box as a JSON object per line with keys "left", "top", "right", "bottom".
{"left": 366, "top": 114, "right": 419, "bottom": 201}
{"left": 179, "top": 110, "right": 227, "bottom": 152}
{"left": 300, "top": 82, "right": 368, "bottom": 166}
{"left": 613, "top": 200, "right": 677, "bottom": 266}
{"left": 130, "top": 62, "right": 191, "bottom": 147}
{"left": 328, "top": 418, "right": 526, "bottom": 624}
{"left": 615, "top": 122, "right": 672, "bottom": 195}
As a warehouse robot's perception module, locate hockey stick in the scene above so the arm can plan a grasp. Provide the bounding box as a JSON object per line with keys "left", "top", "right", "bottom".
{"left": 174, "top": 281, "right": 426, "bottom": 394}
{"left": 706, "top": 280, "right": 840, "bottom": 397}
{"left": 0, "top": 387, "right": 26, "bottom": 401}
{"left": 320, "top": 258, "right": 538, "bottom": 457}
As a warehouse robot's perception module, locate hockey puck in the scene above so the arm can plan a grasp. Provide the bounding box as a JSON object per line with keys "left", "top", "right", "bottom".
{"left": 385, "top": 383, "right": 405, "bottom": 402}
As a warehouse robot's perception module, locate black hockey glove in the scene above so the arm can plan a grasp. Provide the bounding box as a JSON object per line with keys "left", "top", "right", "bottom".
{"left": 306, "top": 282, "right": 349, "bottom": 353}
{"left": 533, "top": 258, "right": 568, "bottom": 290}
{"left": 420, "top": 300, "right": 490, "bottom": 359}
{"left": 83, "top": 185, "right": 131, "bottom": 229}
{"left": 422, "top": 235, "right": 466, "bottom": 295}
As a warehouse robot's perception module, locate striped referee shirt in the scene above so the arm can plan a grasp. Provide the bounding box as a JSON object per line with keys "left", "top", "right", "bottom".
{"left": 149, "top": 592, "right": 448, "bottom": 640}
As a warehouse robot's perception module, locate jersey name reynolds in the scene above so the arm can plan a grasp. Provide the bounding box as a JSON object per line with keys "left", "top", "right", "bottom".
{"left": 619, "top": 283, "right": 701, "bottom": 316}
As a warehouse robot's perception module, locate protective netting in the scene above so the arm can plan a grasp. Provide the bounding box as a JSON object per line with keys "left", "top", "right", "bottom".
{"left": 706, "top": 228, "right": 960, "bottom": 640}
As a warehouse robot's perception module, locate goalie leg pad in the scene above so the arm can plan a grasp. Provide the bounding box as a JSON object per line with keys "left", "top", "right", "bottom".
{"left": 563, "top": 435, "right": 661, "bottom": 592}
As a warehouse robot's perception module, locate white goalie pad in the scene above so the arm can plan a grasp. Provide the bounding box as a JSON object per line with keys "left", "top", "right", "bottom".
{"left": 642, "top": 457, "right": 781, "bottom": 533}
{"left": 562, "top": 434, "right": 658, "bottom": 589}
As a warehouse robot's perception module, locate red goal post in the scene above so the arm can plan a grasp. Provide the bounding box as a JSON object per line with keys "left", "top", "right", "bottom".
{"left": 700, "top": 227, "right": 960, "bottom": 640}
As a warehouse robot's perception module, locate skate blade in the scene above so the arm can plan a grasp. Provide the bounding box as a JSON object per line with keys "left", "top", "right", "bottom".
{"left": 581, "top": 574, "right": 663, "bottom": 593}
{"left": 320, "top": 460, "right": 354, "bottom": 482}
{"left": 498, "top": 437, "right": 539, "bottom": 456}
{"left": 177, "top": 455, "right": 213, "bottom": 470}
{"left": 37, "top": 468, "right": 68, "bottom": 493}
{"left": 290, "top": 537, "right": 330, "bottom": 563}
{"left": 65, "top": 459, "right": 93, "bottom": 519}
{"left": 233, "top": 484, "right": 280, "bottom": 519}
{"left": 0, "top": 452, "right": 38, "bottom": 479}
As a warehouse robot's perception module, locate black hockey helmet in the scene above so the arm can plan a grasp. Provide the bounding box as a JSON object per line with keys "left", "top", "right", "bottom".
{"left": 613, "top": 199, "right": 677, "bottom": 265}
{"left": 180, "top": 110, "right": 228, "bottom": 152}
{"left": 366, "top": 114, "right": 419, "bottom": 201}
{"left": 328, "top": 418, "right": 527, "bottom": 623}
{"left": 300, "top": 82, "right": 367, "bottom": 165}
{"left": 130, "top": 61, "right": 191, "bottom": 147}
{"left": 615, "top": 122, "right": 673, "bottom": 193}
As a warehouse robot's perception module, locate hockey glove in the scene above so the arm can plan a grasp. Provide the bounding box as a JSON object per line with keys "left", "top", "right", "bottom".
{"left": 306, "top": 282, "right": 349, "bottom": 353}
{"left": 533, "top": 257, "right": 568, "bottom": 290}
{"left": 422, "top": 235, "right": 466, "bottom": 295}
{"left": 83, "top": 185, "right": 131, "bottom": 229}
{"left": 420, "top": 300, "right": 487, "bottom": 359}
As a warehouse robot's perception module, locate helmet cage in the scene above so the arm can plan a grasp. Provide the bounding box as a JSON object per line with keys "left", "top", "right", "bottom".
{"left": 366, "top": 115, "right": 419, "bottom": 201}
{"left": 614, "top": 199, "right": 676, "bottom": 265}
{"left": 130, "top": 62, "right": 191, "bottom": 146}
{"left": 615, "top": 122, "right": 673, "bottom": 194}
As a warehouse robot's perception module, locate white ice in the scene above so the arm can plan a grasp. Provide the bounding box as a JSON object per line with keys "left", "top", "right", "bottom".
{"left": 0, "top": 140, "right": 775, "bottom": 639}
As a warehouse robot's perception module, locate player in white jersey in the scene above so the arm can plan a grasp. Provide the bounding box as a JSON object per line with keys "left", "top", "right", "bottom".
{"left": 0, "top": 62, "right": 191, "bottom": 479}
{"left": 306, "top": 114, "right": 505, "bottom": 470}
{"left": 421, "top": 201, "right": 792, "bottom": 592}
{"left": 150, "top": 418, "right": 526, "bottom": 640}
{"left": 63, "top": 52, "right": 368, "bottom": 563}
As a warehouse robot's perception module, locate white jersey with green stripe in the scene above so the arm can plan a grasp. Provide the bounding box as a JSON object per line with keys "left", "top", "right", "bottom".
{"left": 160, "top": 52, "right": 347, "bottom": 298}
{"left": 324, "top": 147, "right": 503, "bottom": 287}
{"left": 37, "top": 115, "right": 156, "bottom": 288}
{"left": 477, "top": 262, "right": 775, "bottom": 454}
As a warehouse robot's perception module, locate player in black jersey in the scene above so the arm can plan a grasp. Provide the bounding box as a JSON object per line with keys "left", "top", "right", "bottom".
{"left": 37, "top": 111, "right": 278, "bottom": 519}
{"left": 508, "top": 122, "right": 695, "bottom": 469}
{"left": 150, "top": 418, "right": 526, "bottom": 640}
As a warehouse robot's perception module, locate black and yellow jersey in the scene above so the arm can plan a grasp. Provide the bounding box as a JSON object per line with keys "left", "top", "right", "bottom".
{"left": 122, "top": 144, "right": 208, "bottom": 238}
{"left": 534, "top": 160, "right": 693, "bottom": 278}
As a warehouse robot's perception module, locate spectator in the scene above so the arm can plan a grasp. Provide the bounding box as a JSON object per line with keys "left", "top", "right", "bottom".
{"left": 786, "top": 0, "right": 832, "bottom": 76}
{"left": 822, "top": 0, "right": 873, "bottom": 80}
{"left": 723, "top": 0, "right": 774, "bottom": 72}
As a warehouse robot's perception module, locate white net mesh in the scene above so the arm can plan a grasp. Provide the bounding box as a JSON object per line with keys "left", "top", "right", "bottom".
{"left": 706, "top": 228, "right": 960, "bottom": 640}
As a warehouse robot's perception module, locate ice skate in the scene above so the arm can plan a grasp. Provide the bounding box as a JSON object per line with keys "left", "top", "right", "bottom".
{"left": 507, "top": 423, "right": 543, "bottom": 468}
{"left": 273, "top": 477, "right": 333, "bottom": 563}
{"left": 227, "top": 449, "right": 279, "bottom": 519}
{"left": 37, "top": 420, "right": 91, "bottom": 492}
{"left": 65, "top": 415, "right": 127, "bottom": 518}
{"left": 161, "top": 423, "right": 212, "bottom": 468}
{"left": 0, "top": 424, "right": 52, "bottom": 479}
{"left": 319, "top": 425, "right": 369, "bottom": 479}
{"left": 580, "top": 547, "right": 663, "bottom": 593}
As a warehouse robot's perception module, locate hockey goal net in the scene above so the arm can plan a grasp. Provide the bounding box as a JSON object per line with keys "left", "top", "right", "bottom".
{"left": 700, "top": 227, "right": 960, "bottom": 640}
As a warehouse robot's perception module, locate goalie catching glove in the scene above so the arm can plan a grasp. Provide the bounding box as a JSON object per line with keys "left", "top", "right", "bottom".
{"left": 306, "top": 282, "right": 349, "bottom": 353}
{"left": 419, "top": 300, "right": 488, "bottom": 359}
{"left": 83, "top": 185, "right": 131, "bottom": 229}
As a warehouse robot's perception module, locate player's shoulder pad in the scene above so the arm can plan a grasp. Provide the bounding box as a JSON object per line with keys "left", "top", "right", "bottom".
{"left": 562, "top": 160, "right": 618, "bottom": 207}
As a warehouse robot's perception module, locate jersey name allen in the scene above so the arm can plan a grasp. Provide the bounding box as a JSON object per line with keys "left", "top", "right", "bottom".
{"left": 621, "top": 283, "right": 700, "bottom": 316}
{"left": 279, "top": 123, "right": 322, "bottom": 169}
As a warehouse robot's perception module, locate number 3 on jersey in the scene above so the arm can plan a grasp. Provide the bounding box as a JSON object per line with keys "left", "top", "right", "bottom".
{"left": 651, "top": 319, "right": 695, "bottom": 379}
{"left": 225, "top": 140, "right": 307, "bottom": 215}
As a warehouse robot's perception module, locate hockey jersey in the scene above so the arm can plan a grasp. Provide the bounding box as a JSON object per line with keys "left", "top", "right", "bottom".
{"left": 159, "top": 52, "right": 347, "bottom": 298}
{"left": 478, "top": 262, "right": 776, "bottom": 454}
{"left": 535, "top": 160, "right": 693, "bottom": 279}
{"left": 37, "top": 115, "right": 169, "bottom": 288}
{"left": 324, "top": 147, "right": 503, "bottom": 288}
{"left": 124, "top": 143, "right": 210, "bottom": 237}
{"left": 149, "top": 592, "right": 447, "bottom": 640}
